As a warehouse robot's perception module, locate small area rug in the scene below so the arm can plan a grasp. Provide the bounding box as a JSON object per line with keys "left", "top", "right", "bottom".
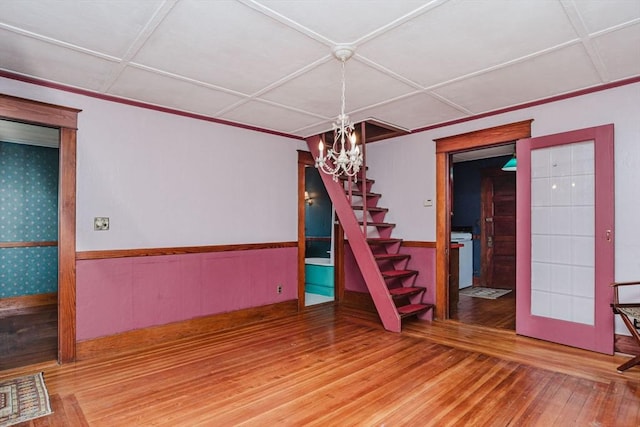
{"left": 0, "top": 372, "right": 52, "bottom": 426}
{"left": 459, "top": 287, "right": 512, "bottom": 300}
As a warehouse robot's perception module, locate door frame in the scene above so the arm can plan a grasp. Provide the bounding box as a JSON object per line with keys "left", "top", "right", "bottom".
{"left": 434, "top": 120, "right": 533, "bottom": 319}
{"left": 297, "top": 150, "right": 343, "bottom": 310}
{"left": 0, "top": 94, "right": 79, "bottom": 363}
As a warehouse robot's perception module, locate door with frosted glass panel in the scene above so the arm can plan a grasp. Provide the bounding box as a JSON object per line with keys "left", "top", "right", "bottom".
{"left": 516, "top": 124, "right": 614, "bottom": 354}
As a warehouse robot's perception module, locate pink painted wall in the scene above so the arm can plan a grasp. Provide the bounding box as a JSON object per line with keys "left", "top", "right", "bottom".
{"left": 344, "top": 243, "right": 436, "bottom": 305}
{"left": 76, "top": 247, "right": 297, "bottom": 340}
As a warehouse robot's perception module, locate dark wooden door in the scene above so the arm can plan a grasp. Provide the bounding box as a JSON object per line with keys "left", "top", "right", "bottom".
{"left": 480, "top": 169, "right": 516, "bottom": 289}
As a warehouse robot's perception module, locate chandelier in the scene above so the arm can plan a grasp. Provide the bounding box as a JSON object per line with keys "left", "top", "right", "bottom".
{"left": 315, "top": 46, "right": 363, "bottom": 182}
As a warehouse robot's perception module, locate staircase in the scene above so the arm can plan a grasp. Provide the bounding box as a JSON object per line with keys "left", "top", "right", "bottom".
{"left": 307, "top": 135, "right": 433, "bottom": 332}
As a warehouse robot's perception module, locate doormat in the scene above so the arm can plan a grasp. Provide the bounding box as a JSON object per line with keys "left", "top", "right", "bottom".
{"left": 0, "top": 372, "right": 52, "bottom": 426}
{"left": 459, "top": 287, "right": 512, "bottom": 300}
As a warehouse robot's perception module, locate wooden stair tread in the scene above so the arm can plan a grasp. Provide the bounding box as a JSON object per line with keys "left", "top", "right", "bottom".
{"left": 389, "top": 286, "right": 426, "bottom": 298}
{"left": 352, "top": 206, "right": 388, "bottom": 213}
{"left": 339, "top": 175, "right": 374, "bottom": 184}
{"left": 374, "top": 253, "right": 410, "bottom": 261}
{"left": 382, "top": 269, "right": 418, "bottom": 279}
{"left": 367, "top": 238, "right": 403, "bottom": 245}
{"left": 397, "top": 303, "right": 434, "bottom": 318}
{"left": 350, "top": 191, "right": 381, "bottom": 198}
{"left": 360, "top": 221, "right": 395, "bottom": 228}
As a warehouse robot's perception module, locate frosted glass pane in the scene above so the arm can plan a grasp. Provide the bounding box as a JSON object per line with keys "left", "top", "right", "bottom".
{"left": 550, "top": 145, "right": 572, "bottom": 177}
{"left": 531, "top": 149, "right": 550, "bottom": 178}
{"left": 531, "top": 262, "right": 551, "bottom": 291}
{"left": 549, "top": 264, "right": 572, "bottom": 294}
{"left": 550, "top": 177, "right": 572, "bottom": 206}
{"left": 549, "top": 206, "right": 571, "bottom": 235}
{"left": 531, "top": 290, "right": 551, "bottom": 317}
{"left": 571, "top": 141, "right": 595, "bottom": 175}
{"left": 572, "top": 236, "right": 594, "bottom": 267}
{"left": 530, "top": 141, "right": 595, "bottom": 325}
{"left": 572, "top": 266, "right": 594, "bottom": 298}
{"left": 531, "top": 178, "right": 551, "bottom": 206}
{"left": 531, "top": 207, "right": 550, "bottom": 234}
{"left": 550, "top": 293, "right": 573, "bottom": 321}
{"left": 571, "top": 174, "right": 595, "bottom": 206}
{"left": 531, "top": 235, "right": 551, "bottom": 262}
{"left": 550, "top": 235, "right": 572, "bottom": 264}
{"left": 571, "top": 296, "right": 594, "bottom": 325}
{"left": 571, "top": 206, "right": 594, "bottom": 236}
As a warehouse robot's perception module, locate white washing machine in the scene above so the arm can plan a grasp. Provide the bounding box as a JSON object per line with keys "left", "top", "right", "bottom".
{"left": 451, "top": 232, "right": 473, "bottom": 289}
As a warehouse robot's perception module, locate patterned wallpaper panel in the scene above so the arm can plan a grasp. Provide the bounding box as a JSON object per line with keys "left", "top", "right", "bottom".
{"left": 0, "top": 247, "right": 58, "bottom": 297}
{"left": 0, "top": 141, "right": 59, "bottom": 298}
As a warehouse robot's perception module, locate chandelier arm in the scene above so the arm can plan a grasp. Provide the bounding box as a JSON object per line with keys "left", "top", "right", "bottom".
{"left": 314, "top": 45, "right": 363, "bottom": 182}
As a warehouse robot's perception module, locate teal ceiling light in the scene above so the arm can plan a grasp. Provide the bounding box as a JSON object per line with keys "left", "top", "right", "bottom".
{"left": 502, "top": 154, "right": 517, "bottom": 172}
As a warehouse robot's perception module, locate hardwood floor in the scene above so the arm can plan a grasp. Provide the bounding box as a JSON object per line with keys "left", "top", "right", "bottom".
{"left": 0, "top": 304, "right": 57, "bottom": 370}
{"left": 2, "top": 305, "right": 639, "bottom": 426}
{"left": 450, "top": 288, "right": 516, "bottom": 330}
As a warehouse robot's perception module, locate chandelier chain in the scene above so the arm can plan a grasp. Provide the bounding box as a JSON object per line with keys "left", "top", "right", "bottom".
{"left": 341, "top": 59, "right": 346, "bottom": 120}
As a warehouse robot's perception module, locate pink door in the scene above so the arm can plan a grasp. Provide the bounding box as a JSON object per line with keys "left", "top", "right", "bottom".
{"left": 516, "top": 124, "right": 614, "bottom": 354}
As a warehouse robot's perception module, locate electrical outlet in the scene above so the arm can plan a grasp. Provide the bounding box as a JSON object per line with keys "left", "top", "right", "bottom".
{"left": 277, "top": 285, "right": 283, "bottom": 294}
{"left": 94, "top": 217, "right": 109, "bottom": 231}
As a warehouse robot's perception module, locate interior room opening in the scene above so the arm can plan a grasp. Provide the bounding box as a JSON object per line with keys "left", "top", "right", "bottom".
{"left": 449, "top": 144, "right": 516, "bottom": 330}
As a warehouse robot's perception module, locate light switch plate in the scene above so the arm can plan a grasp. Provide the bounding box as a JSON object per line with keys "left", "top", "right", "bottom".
{"left": 94, "top": 217, "right": 109, "bottom": 231}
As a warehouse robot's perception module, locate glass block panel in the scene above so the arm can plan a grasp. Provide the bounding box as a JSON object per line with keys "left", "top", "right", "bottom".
{"left": 530, "top": 141, "right": 595, "bottom": 325}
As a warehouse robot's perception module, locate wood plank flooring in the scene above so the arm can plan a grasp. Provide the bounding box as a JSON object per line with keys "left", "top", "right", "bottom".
{"left": 2, "top": 305, "right": 639, "bottom": 426}
{"left": 0, "top": 303, "right": 57, "bottom": 370}
{"left": 451, "top": 289, "right": 516, "bottom": 330}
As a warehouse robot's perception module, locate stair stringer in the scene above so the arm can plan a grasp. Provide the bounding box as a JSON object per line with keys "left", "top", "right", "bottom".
{"left": 307, "top": 136, "right": 401, "bottom": 332}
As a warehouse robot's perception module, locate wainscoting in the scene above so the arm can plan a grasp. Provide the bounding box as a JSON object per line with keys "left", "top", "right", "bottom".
{"left": 75, "top": 243, "right": 297, "bottom": 341}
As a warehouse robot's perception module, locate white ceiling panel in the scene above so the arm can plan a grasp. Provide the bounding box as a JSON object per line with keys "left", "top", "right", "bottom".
{"left": 220, "top": 100, "right": 324, "bottom": 135}
{"left": 358, "top": 0, "right": 579, "bottom": 88}
{"left": 132, "top": 0, "right": 328, "bottom": 95}
{"left": 592, "top": 23, "right": 640, "bottom": 81}
{"left": 572, "top": 0, "right": 640, "bottom": 34}
{"left": 433, "top": 44, "right": 602, "bottom": 113}
{"left": 109, "top": 67, "right": 247, "bottom": 117}
{"left": 0, "top": 0, "right": 163, "bottom": 57}
{"left": 0, "top": 28, "right": 119, "bottom": 91}
{"left": 0, "top": 0, "right": 637, "bottom": 138}
{"left": 260, "top": 58, "right": 417, "bottom": 117}
{"left": 256, "top": 0, "right": 432, "bottom": 43}
{"left": 350, "top": 92, "right": 467, "bottom": 131}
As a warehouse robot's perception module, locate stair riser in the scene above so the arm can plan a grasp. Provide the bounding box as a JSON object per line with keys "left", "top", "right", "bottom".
{"left": 376, "top": 259, "right": 410, "bottom": 270}
{"left": 350, "top": 196, "right": 381, "bottom": 208}
{"left": 354, "top": 210, "right": 387, "bottom": 223}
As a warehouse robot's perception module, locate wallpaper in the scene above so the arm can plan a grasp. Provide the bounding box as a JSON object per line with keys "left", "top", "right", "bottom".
{"left": 0, "top": 141, "right": 59, "bottom": 298}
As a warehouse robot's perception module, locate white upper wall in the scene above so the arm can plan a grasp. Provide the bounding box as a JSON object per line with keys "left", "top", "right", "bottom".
{"left": 0, "top": 76, "right": 300, "bottom": 250}
{"left": 367, "top": 82, "right": 640, "bottom": 282}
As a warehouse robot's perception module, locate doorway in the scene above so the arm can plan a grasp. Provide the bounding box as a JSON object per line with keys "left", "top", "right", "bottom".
{"left": 0, "top": 121, "right": 60, "bottom": 369}
{"left": 297, "top": 150, "right": 339, "bottom": 310}
{"left": 449, "top": 151, "right": 517, "bottom": 329}
{"left": 303, "top": 166, "right": 335, "bottom": 306}
{"left": 0, "top": 94, "right": 79, "bottom": 364}
{"left": 434, "top": 120, "right": 533, "bottom": 322}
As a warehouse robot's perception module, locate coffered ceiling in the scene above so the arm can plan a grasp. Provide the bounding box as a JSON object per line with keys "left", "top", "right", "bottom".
{"left": 1, "top": 0, "right": 638, "bottom": 138}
